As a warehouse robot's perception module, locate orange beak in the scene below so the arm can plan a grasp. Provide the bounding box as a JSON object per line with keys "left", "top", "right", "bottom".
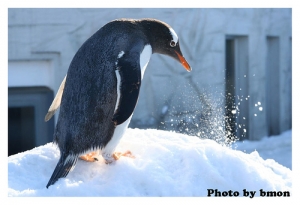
{"left": 175, "top": 51, "right": 192, "bottom": 72}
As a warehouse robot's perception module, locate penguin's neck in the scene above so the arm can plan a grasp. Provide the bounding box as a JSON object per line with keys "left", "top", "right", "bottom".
{"left": 140, "top": 44, "right": 152, "bottom": 79}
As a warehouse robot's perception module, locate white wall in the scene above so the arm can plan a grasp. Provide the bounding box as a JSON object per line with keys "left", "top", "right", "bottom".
{"left": 8, "top": 61, "right": 54, "bottom": 89}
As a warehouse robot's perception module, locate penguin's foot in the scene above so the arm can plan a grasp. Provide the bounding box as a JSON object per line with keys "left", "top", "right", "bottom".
{"left": 104, "top": 150, "right": 135, "bottom": 164}
{"left": 79, "top": 151, "right": 99, "bottom": 162}
{"left": 113, "top": 150, "right": 135, "bottom": 160}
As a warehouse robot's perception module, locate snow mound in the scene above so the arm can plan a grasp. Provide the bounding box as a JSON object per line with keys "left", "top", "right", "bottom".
{"left": 234, "top": 130, "right": 292, "bottom": 169}
{"left": 8, "top": 129, "right": 292, "bottom": 197}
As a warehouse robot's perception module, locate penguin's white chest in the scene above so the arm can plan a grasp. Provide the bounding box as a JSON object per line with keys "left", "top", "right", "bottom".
{"left": 139, "top": 44, "right": 152, "bottom": 79}
{"left": 102, "top": 45, "right": 152, "bottom": 159}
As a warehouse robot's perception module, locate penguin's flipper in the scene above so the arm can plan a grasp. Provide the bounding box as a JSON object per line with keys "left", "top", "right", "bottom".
{"left": 46, "top": 152, "right": 78, "bottom": 189}
{"left": 112, "top": 51, "right": 142, "bottom": 125}
{"left": 45, "top": 75, "right": 67, "bottom": 122}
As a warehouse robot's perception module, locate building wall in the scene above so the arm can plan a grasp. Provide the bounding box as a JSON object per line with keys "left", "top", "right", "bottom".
{"left": 8, "top": 8, "right": 292, "bottom": 144}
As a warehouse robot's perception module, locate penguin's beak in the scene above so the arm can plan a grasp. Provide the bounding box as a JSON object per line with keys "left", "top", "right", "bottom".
{"left": 175, "top": 51, "right": 192, "bottom": 72}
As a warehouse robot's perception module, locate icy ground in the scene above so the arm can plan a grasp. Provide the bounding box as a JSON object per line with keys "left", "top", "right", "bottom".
{"left": 8, "top": 128, "right": 292, "bottom": 197}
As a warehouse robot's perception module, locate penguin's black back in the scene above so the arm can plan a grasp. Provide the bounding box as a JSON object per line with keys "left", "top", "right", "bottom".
{"left": 54, "top": 19, "right": 149, "bottom": 155}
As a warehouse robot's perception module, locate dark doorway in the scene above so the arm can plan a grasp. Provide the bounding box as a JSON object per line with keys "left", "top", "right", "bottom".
{"left": 8, "top": 87, "right": 54, "bottom": 156}
{"left": 225, "top": 35, "right": 249, "bottom": 140}
{"left": 225, "top": 38, "right": 236, "bottom": 141}
{"left": 8, "top": 106, "right": 35, "bottom": 155}
{"left": 266, "top": 36, "right": 280, "bottom": 136}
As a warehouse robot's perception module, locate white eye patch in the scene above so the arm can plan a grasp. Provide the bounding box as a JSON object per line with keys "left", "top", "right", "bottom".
{"left": 169, "top": 27, "right": 178, "bottom": 44}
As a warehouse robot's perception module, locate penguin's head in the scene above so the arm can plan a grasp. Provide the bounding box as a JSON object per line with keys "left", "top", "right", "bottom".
{"left": 139, "top": 18, "right": 192, "bottom": 72}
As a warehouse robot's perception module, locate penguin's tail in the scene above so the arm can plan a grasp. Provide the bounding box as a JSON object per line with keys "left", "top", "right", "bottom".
{"left": 46, "top": 152, "right": 78, "bottom": 189}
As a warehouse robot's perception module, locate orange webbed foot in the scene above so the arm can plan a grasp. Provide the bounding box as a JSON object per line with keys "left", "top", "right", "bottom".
{"left": 79, "top": 151, "right": 99, "bottom": 162}
{"left": 105, "top": 150, "right": 135, "bottom": 164}
{"left": 113, "top": 150, "right": 135, "bottom": 160}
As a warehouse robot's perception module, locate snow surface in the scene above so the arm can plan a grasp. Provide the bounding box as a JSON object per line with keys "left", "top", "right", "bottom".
{"left": 234, "top": 130, "right": 292, "bottom": 170}
{"left": 8, "top": 128, "right": 292, "bottom": 197}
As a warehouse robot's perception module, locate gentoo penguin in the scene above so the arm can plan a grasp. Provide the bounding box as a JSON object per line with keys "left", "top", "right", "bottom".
{"left": 45, "top": 18, "right": 191, "bottom": 188}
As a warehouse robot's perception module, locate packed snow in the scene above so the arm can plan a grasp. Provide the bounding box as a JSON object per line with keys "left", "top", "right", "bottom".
{"left": 8, "top": 128, "right": 292, "bottom": 197}
{"left": 234, "top": 130, "right": 292, "bottom": 170}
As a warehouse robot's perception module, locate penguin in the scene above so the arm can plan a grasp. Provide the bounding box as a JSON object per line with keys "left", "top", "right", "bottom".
{"left": 45, "top": 18, "right": 191, "bottom": 189}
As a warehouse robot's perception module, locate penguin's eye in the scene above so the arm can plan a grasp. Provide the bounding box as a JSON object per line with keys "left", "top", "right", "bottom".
{"left": 170, "top": 40, "right": 176, "bottom": 47}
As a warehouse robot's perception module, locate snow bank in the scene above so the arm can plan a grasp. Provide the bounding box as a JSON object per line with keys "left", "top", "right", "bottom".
{"left": 8, "top": 129, "right": 292, "bottom": 197}
{"left": 234, "top": 130, "right": 292, "bottom": 169}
